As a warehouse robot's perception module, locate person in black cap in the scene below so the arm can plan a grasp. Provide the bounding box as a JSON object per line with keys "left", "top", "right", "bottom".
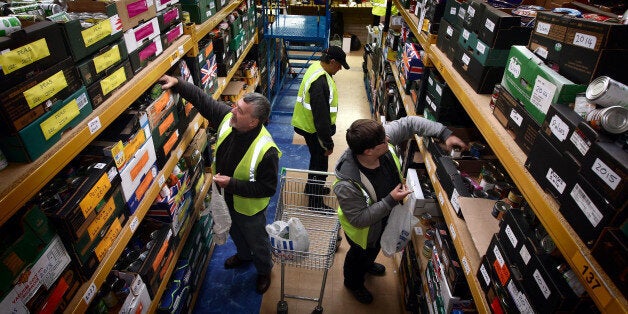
{"left": 292, "top": 46, "right": 349, "bottom": 210}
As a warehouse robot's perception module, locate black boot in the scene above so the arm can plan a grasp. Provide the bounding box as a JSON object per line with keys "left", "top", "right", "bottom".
{"left": 308, "top": 195, "right": 334, "bottom": 211}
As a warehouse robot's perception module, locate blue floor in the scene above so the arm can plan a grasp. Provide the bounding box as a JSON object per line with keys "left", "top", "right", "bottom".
{"left": 192, "top": 74, "right": 307, "bottom": 313}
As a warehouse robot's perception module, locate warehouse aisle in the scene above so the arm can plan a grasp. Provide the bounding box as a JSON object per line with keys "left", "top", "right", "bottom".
{"left": 193, "top": 49, "right": 403, "bottom": 313}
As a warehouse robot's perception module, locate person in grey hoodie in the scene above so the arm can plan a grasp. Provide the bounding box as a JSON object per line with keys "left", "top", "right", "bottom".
{"left": 333, "top": 117, "right": 466, "bottom": 304}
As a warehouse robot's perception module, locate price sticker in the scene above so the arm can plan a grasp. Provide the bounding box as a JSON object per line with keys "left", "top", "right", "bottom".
{"left": 83, "top": 282, "right": 97, "bottom": 304}
{"left": 449, "top": 222, "right": 457, "bottom": 240}
{"left": 158, "top": 174, "right": 166, "bottom": 187}
{"left": 129, "top": 216, "right": 140, "bottom": 233}
{"left": 509, "top": 108, "right": 523, "bottom": 127}
{"left": 546, "top": 168, "right": 566, "bottom": 194}
{"left": 485, "top": 19, "right": 495, "bottom": 32}
{"left": 571, "top": 253, "right": 611, "bottom": 307}
{"left": 461, "top": 256, "right": 470, "bottom": 275}
{"left": 461, "top": 53, "right": 470, "bottom": 66}
{"left": 531, "top": 75, "right": 556, "bottom": 114}
{"left": 591, "top": 158, "right": 620, "bottom": 190}
{"left": 573, "top": 32, "right": 597, "bottom": 50}
{"left": 536, "top": 22, "right": 551, "bottom": 35}
{"left": 438, "top": 192, "right": 445, "bottom": 205}
{"left": 450, "top": 189, "right": 461, "bottom": 214}
{"left": 549, "top": 115, "right": 569, "bottom": 141}
{"left": 88, "top": 116, "right": 102, "bottom": 134}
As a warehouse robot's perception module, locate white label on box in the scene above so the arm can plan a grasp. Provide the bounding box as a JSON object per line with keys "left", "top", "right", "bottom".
{"left": 592, "top": 158, "right": 620, "bottom": 190}
{"left": 107, "top": 166, "right": 118, "bottom": 182}
{"left": 458, "top": 8, "right": 466, "bottom": 19}
{"left": 476, "top": 42, "right": 486, "bottom": 55}
{"left": 573, "top": 32, "right": 597, "bottom": 50}
{"left": 446, "top": 26, "right": 453, "bottom": 37}
{"left": 480, "top": 264, "right": 491, "bottom": 286}
{"left": 450, "top": 189, "right": 461, "bottom": 214}
{"left": 436, "top": 85, "right": 442, "bottom": 96}
{"left": 510, "top": 108, "right": 523, "bottom": 126}
{"left": 450, "top": 7, "right": 456, "bottom": 15}
{"left": 77, "top": 92, "right": 89, "bottom": 110}
{"left": 449, "top": 222, "right": 457, "bottom": 240}
{"left": 130, "top": 216, "right": 140, "bottom": 233}
{"left": 462, "top": 256, "right": 471, "bottom": 275}
{"left": 520, "top": 245, "right": 531, "bottom": 265}
{"left": 415, "top": 226, "right": 423, "bottom": 236}
{"left": 467, "top": 6, "right": 475, "bottom": 17}
{"left": 462, "top": 29, "right": 470, "bottom": 40}
{"left": 462, "top": 53, "right": 470, "bottom": 66}
{"left": 533, "top": 269, "right": 552, "bottom": 299}
{"left": 158, "top": 174, "right": 166, "bottom": 187}
{"left": 94, "top": 163, "right": 106, "bottom": 169}
{"left": 198, "top": 54, "right": 204, "bottom": 63}
{"left": 430, "top": 98, "right": 437, "bottom": 112}
{"left": 508, "top": 281, "right": 535, "bottom": 314}
{"left": 549, "top": 115, "right": 569, "bottom": 141}
{"left": 505, "top": 225, "right": 518, "bottom": 248}
{"left": 485, "top": 18, "right": 495, "bottom": 32}
{"left": 88, "top": 116, "right": 102, "bottom": 134}
{"left": 546, "top": 168, "right": 566, "bottom": 194}
{"left": 83, "top": 282, "right": 97, "bottom": 304}
{"left": 570, "top": 131, "right": 590, "bottom": 156}
{"left": 428, "top": 76, "right": 434, "bottom": 86}
{"left": 438, "top": 192, "right": 445, "bottom": 205}
{"left": 194, "top": 121, "right": 199, "bottom": 132}
{"left": 535, "top": 47, "right": 549, "bottom": 59}
{"left": 536, "top": 22, "right": 551, "bottom": 35}
{"left": 493, "top": 245, "right": 505, "bottom": 266}
{"left": 508, "top": 57, "right": 521, "bottom": 78}
{"left": 571, "top": 183, "right": 603, "bottom": 227}
{"left": 531, "top": 76, "right": 556, "bottom": 115}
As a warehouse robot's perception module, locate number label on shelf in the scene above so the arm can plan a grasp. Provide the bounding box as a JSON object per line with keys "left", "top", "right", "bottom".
{"left": 438, "top": 192, "right": 445, "bottom": 206}
{"left": 88, "top": 116, "right": 102, "bottom": 134}
{"left": 549, "top": 115, "right": 569, "bottom": 141}
{"left": 592, "top": 158, "right": 620, "bottom": 190}
{"left": 450, "top": 189, "right": 461, "bottom": 214}
{"left": 461, "top": 53, "right": 470, "bottom": 66}
{"left": 158, "top": 174, "right": 166, "bottom": 187}
{"left": 83, "top": 282, "right": 97, "bottom": 304}
{"left": 571, "top": 253, "right": 611, "bottom": 307}
{"left": 129, "top": 216, "right": 140, "bottom": 233}
{"left": 194, "top": 121, "right": 199, "bottom": 132}
{"left": 546, "top": 168, "right": 566, "bottom": 194}
{"left": 536, "top": 22, "right": 551, "bottom": 35}
{"left": 573, "top": 33, "right": 597, "bottom": 50}
{"left": 461, "top": 256, "right": 470, "bottom": 275}
{"left": 509, "top": 109, "right": 523, "bottom": 127}
{"left": 449, "top": 223, "right": 456, "bottom": 240}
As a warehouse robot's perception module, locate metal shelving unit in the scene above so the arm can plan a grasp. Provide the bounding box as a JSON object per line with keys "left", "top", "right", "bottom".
{"left": 389, "top": 60, "right": 416, "bottom": 117}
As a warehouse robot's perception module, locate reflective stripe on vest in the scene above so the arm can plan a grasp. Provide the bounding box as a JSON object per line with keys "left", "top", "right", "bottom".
{"left": 291, "top": 62, "right": 338, "bottom": 133}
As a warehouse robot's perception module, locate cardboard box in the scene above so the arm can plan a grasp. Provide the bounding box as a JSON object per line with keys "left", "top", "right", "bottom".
{"left": 119, "top": 138, "right": 157, "bottom": 213}
{"left": 129, "top": 36, "right": 164, "bottom": 73}
{"left": 501, "top": 46, "right": 586, "bottom": 125}
{"left": 76, "top": 39, "right": 129, "bottom": 86}
{"left": 451, "top": 43, "right": 505, "bottom": 94}
{"left": 458, "top": 28, "right": 510, "bottom": 67}
{"left": 477, "top": 4, "right": 523, "bottom": 47}
{"left": 591, "top": 227, "right": 627, "bottom": 298}
{"left": 115, "top": 271, "right": 153, "bottom": 314}
{"left": 0, "top": 21, "right": 69, "bottom": 89}
{"left": 0, "top": 57, "right": 82, "bottom": 133}
{"left": 60, "top": 0, "right": 124, "bottom": 61}
{"left": 151, "top": 102, "right": 180, "bottom": 149}
{"left": 406, "top": 168, "right": 439, "bottom": 217}
{"left": 123, "top": 17, "right": 161, "bottom": 53}
{"left": 87, "top": 59, "right": 135, "bottom": 109}
{"left": 90, "top": 112, "right": 150, "bottom": 170}
{"left": 478, "top": 255, "right": 493, "bottom": 294}
{"left": 521, "top": 251, "right": 580, "bottom": 312}
{"left": 506, "top": 98, "right": 540, "bottom": 156}
{"left": 579, "top": 141, "right": 627, "bottom": 209}
{"left": 442, "top": 0, "right": 462, "bottom": 26}
{"left": 525, "top": 133, "right": 579, "bottom": 200}
{"left": 155, "top": 129, "right": 180, "bottom": 169}
{"left": 181, "top": 0, "right": 216, "bottom": 24}
{"left": 114, "top": 0, "right": 158, "bottom": 31}
{"left": 461, "top": 0, "right": 484, "bottom": 34}
{"left": 154, "top": 0, "right": 180, "bottom": 13}
{"left": 161, "top": 22, "right": 184, "bottom": 50}
{"left": 0, "top": 86, "right": 93, "bottom": 162}
{"left": 157, "top": 4, "right": 182, "bottom": 32}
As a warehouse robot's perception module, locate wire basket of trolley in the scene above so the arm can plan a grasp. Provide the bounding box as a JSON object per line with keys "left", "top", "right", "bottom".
{"left": 267, "top": 168, "right": 340, "bottom": 314}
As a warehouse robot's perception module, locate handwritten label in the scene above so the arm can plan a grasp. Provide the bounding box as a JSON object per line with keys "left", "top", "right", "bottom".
{"left": 461, "top": 256, "right": 470, "bottom": 275}
{"left": 519, "top": 245, "right": 531, "bottom": 265}
{"left": 23, "top": 71, "right": 67, "bottom": 109}
{"left": 88, "top": 116, "right": 102, "bottom": 134}
{"left": 536, "top": 22, "right": 551, "bottom": 35}
{"left": 461, "top": 53, "right": 470, "bottom": 66}
{"left": 82, "top": 18, "right": 113, "bottom": 48}
{"left": 591, "top": 158, "right": 620, "bottom": 190}
{"left": 571, "top": 253, "right": 611, "bottom": 307}
{"left": 446, "top": 26, "right": 453, "bottom": 37}
{"left": 505, "top": 225, "right": 518, "bottom": 248}
{"left": 467, "top": 6, "right": 475, "bottom": 18}
{"left": 130, "top": 216, "right": 140, "bottom": 233}
{"left": 480, "top": 264, "right": 491, "bottom": 286}
{"left": 94, "top": 219, "right": 122, "bottom": 261}
{"left": 83, "top": 282, "right": 97, "bottom": 304}
{"left": 494, "top": 245, "right": 505, "bottom": 266}
{"left": 450, "top": 7, "right": 456, "bottom": 16}
{"left": 571, "top": 184, "right": 603, "bottom": 227}
{"left": 0, "top": 38, "right": 50, "bottom": 75}
{"left": 449, "top": 223, "right": 457, "bottom": 240}
{"left": 462, "top": 29, "right": 470, "bottom": 40}
{"left": 533, "top": 269, "right": 552, "bottom": 299}
{"left": 546, "top": 168, "right": 566, "bottom": 194}
{"left": 79, "top": 174, "right": 112, "bottom": 217}
{"left": 573, "top": 32, "right": 597, "bottom": 50}
{"left": 101, "top": 67, "right": 127, "bottom": 96}
{"left": 93, "top": 45, "right": 121, "bottom": 74}
{"left": 40, "top": 99, "right": 80, "bottom": 140}
{"left": 549, "top": 115, "right": 569, "bottom": 141}
{"left": 87, "top": 196, "right": 116, "bottom": 240}
{"left": 485, "top": 19, "right": 495, "bottom": 32}
{"left": 436, "top": 85, "right": 442, "bottom": 96}
{"left": 570, "top": 131, "right": 590, "bottom": 156}
{"left": 450, "top": 189, "right": 461, "bottom": 214}
{"left": 510, "top": 108, "right": 523, "bottom": 127}
{"left": 531, "top": 75, "right": 556, "bottom": 114}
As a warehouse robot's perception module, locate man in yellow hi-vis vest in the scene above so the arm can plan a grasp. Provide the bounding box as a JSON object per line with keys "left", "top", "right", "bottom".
{"left": 292, "top": 46, "right": 349, "bottom": 209}
{"left": 333, "top": 118, "right": 466, "bottom": 304}
{"left": 371, "top": 0, "right": 398, "bottom": 26}
{"left": 159, "top": 74, "right": 281, "bottom": 295}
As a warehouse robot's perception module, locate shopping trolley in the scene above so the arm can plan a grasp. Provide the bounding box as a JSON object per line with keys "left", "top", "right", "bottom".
{"left": 272, "top": 168, "right": 340, "bottom": 314}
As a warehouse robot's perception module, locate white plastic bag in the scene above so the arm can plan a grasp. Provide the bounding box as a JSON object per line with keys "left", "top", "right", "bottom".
{"left": 209, "top": 181, "right": 231, "bottom": 245}
{"left": 380, "top": 195, "right": 418, "bottom": 257}
{"left": 288, "top": 217, "right": 310, "bottom": 252}
{"left": 266, "top": 218, "right": 310, "bottom": 260}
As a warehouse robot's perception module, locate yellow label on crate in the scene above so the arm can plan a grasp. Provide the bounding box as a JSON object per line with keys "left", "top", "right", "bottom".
{"left": 79, "top": 174, "right": 112, "bottom": 218}
{"left": 23, "top": 71, "right": 67, "bottom": 109}
{"left": 95, "top": 218, "right": 122, "bottom": 261}
{"left": 0, "top": 39, "right": 50, "bottom": 75}
{"left": 111, "top": 141, "right": 125, "bottom": 168}
{"left": 82, "top": 18, "right": 113, "bottom": 48}
{"left": 87, "top": 195, "right": 117, "bottom": 241}
{"left": 124, "top": 129, "right": 146, "bottom": 161}
{"left": 93, "top": 45, "right": 121, "bottom": 74}
{"left": 571, "top": 252, "right": 611, "bottom": 308}
{"left": 39, "top": 99, "right": 80, "bottom": 140}
{"left": 100, "top": 67, "right": 126, "bottom": 96}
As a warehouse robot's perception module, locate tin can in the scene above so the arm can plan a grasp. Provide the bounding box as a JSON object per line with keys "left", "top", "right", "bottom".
{"left": 182, "top": 10, "right": 191, "bottom": 24}
{"left": 506, "top": 189, "right": 524, "bottom": 208}
{"left": 422, "top": 240, "right": 434, "bottom": 258}
{"left": 39, "top": 3, "right": 62, "bottom": 16}
{"left": 0, "top": 148, "right": 7, "bottom": 171}
{"left": 586, "top": 76, "right": 628, "bottom": 108}
{"left": 0, "top": 16, "right": 21, "bottom": 36}
{"left": 491, "top": 200, "right": 511, "bottom": 220}
{"left": 586, "top": 105, "right": 628, "bottom": 134}
{"left": 7, "top": 3, "right": 42, "bottom": 14}
{"left": 489, "top": 84, "right": 501, "bottom": 110}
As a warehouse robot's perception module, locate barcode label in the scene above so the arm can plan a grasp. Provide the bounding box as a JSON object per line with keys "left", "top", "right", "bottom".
{"left": 571, "top": 184, "right": 603, "bottom": 227}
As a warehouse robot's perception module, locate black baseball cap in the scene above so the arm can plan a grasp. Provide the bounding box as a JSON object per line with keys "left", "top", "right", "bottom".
{"left": 324, "top": 46, "right": 350, "bottom": 69}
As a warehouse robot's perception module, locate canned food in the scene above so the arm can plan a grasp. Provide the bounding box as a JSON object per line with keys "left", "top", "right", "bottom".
{"left": 586, "top": 76, "right": 628, "bottom": 108}
{"left": 491, "top": 200, "right": 511, "bottom": 220}
{"left": 0, "top": 16, "right": 21, "bottom": 36}
{"left": 182, "top": 11, "right": 191, "bottom": 24}
{"left": 506, "top": 189, "right": 523, "bottom": 208}
{"left": 489, "top": 84, "right": 501, "bottom": 110}
{"left": 422, "top": 240, "right": 434, "bottom": 258}
{"left": 586, "top": 105, "right": 628, "bottom": 134}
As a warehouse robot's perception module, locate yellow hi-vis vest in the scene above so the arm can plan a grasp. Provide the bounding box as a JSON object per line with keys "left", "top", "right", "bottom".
{"left": 211, "top": 113, "right": 282, "bottom": 216}
{"left": 372, "top": 0, "right": 398, "bottom": 17}
{"left": 291, "top": 61, "right": 338, "bottom": 133}
{"left": 338, "top": 144, "right": 402, "bottom": 249}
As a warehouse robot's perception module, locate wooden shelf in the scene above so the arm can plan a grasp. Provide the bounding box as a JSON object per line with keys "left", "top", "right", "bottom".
{"left": 389, "top": 60, "right": 416, "bottom": 117}
{"left": 65, "top": 113, "right": 205, "bottom": 313}
{"left": 213, "top": 33, "right": 259, "bottom": 99}
{"left": 428, "top": 45, "right": 627, "bottom": 313}
{"left": 0, "top": 36, "right": 193, "bottom": 227}
{"left": 185, "top": 0, "right": 247, "bottom": 56}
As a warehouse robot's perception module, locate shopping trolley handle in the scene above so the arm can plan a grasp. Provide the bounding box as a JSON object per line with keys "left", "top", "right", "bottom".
{"left": 280, "top": 167, "right": 335, "bottom": 177}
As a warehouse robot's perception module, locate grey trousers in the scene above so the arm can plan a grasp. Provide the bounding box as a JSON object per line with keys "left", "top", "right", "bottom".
{"left": 228, "top": 208, "right": 273, "bottom": 275}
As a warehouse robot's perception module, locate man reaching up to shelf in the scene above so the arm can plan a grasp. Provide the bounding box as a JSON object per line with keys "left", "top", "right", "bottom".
{"left": 333, "top": 117, "right": 466, "bottom": 304}
{"left": 159, "top": 74, "right": 281, "bottom": 294}
{"left": 292, "top": 46, "right": 349, "bottom": 210}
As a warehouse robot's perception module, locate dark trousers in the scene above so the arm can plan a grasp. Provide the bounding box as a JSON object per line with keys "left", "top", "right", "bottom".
{"left": 343, "top": 233, "right": 380, "bottom": 289}
{"left": 301, "top": 131, "right": 329, "bottom": 191}
{"left": 229, "top": 208, "right": 273, "bottom": 275}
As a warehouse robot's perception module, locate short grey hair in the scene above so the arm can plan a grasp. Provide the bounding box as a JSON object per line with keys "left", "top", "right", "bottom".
{"left": 242, "top": 92, "right": 271, "bottom": 125}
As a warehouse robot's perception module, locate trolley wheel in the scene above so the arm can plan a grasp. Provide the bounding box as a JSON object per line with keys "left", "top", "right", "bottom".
{"left": 277, "top": 300, "right": 288, "bottom": 314}
{"left": 312, "top": 306, "right": 323, "bottom": 314}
